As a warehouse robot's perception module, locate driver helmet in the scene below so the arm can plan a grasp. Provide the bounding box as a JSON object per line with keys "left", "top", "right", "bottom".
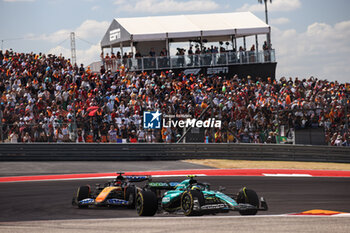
{"left": 191, "top": 185, "right": 201, "bottom": 191}
{"left": 114, "top": 180, "right": 122, "bottom": 186}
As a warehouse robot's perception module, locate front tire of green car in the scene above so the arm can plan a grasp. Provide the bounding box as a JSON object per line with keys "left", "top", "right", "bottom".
{"left": 181, "top": 190, "right": 204, "bottom": 216}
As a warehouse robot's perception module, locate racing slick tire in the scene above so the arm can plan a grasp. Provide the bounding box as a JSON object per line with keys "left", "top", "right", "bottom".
{"left": 76, "top": 185, "right": 90, "bottom": 209}
{"left": 181, "top": 190, "right": 205, "bottom": 216}
{"left": 136, "top": 190, "right": 158, "bottom": 216}
{"left": 125, "top": 186, "right": 136, "bottom": 209}
{"left": 236, "top": 187, "right": 259, "bottom": 215}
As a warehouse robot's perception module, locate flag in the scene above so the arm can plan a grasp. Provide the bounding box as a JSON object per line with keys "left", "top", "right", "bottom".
{"left": 276, "top": 136, "right": 288, "bottom": 144}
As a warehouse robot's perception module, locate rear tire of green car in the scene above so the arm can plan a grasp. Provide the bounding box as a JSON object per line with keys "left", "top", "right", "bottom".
{"left": 136, "top": 190, "right": 158, "bottom": 216}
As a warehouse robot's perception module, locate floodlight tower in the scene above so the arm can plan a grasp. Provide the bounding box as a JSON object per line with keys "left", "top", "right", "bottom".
{"left": 70, "top": 32, "right": 77, "bottom": 65}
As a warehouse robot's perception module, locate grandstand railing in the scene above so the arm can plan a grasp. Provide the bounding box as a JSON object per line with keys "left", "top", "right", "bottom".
{"left": 104, "top": 49, "right": 276, "bottom": 72}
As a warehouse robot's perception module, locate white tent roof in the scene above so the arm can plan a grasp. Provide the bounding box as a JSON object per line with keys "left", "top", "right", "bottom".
{"left": 101, "top": 12, "right": 270, "bottom": 48}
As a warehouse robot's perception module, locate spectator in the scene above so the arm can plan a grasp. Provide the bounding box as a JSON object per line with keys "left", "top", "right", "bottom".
{"left": 129, "top": 130, "right": 138, "bottom": 143}
{"left": 334, "top": 135, "right": 343, "bottom": 146}
{"left": 79, "top": 64, "right": 85, "bottom": 75}
{"left": 149, "top": 48, "right": 156, "bottom": 57}
{"left": 9, "top": 130, "right": 19, "bottom": 143}
{"left": 249, "top": 45, "right": 255, "bottom": 63}
{"left": 108, "top": 125, "right": 117, "bottom": 143}
{"left": 55, "top": 128, "right": 64, "bottom": 143}
{"left": 76, "top": 129, "right": 85, "bottom": 143}
{"left": 342, "top": 136, "right": 350, "bottom": 147}
{"left": 23, "top": 132, "right": 31, "bottom": 143}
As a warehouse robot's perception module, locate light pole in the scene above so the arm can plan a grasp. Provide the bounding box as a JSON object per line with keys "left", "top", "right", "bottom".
{"left": 259, "top": 0, "right": 272, "bottom": 49}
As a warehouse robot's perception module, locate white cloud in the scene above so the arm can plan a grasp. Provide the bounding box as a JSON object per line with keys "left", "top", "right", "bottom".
{"left": 91, "top": 5, "right": 100, "bottom": 11}
{"left": 75, "top": 20, "right": 109, "bottom": 39}
{"left": 114, "top": 0, "right": 125, "bottom": 4}
{"left": 91, "top": 6, "right": 100, "bottom": 11}
{"left": 114, "top": 0, "right": 219, "bottom": 13}
{"left": 272, "top": 20, "right": 350, "bottom": 83}
{"left": 270, "top": 17, "right": 290, "bottom": 25}
{"left": 38, "top": 29, "right": 71, "bottom": 43}
{"left": 32, "top": 20, "right": 109, "bottom": 44}
{"left": 77, "top": 43, "right": 102, "bottom": 66}
{"left": 237, "top": 0, "right": 301, "bottom": 12}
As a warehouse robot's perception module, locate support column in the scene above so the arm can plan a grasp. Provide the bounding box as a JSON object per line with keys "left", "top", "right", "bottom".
{"left": 231, "top": 35, "right": 234, "bottom": 50}
{"left": 166, "top": 35, "right": 170, "bottom": 69}
{"left": 267, "top": 26, "right": 271, "bottom": 49}
{"left": 166, "top": 33, "right": 169, "bottom": 55}
{"left": 101, "top": 47, "right": 105, "bottom": 67}
{"left": 234, "top": 37, "right": 237, "bottom": 52}
{"left": 130, "top": 41, "right": 134, "bottom": 57}
{"left": 120, "top": 43, "right": 124, "bottom": 56}
{"left": 243, "top": 36, "right": 246, "bottom": 50}
{"left": 255, "top": 34, "right": 259, "bottom": 61}
{"left": 234, "top": 29, "right": 237, "bottom": 52}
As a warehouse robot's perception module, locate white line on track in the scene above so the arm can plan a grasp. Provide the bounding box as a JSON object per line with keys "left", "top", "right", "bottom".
{"left": 49, "top": 214, "right": 349, "bottom": 222}
{"left": 115, "top": 214, "right": 350, "bottom": 220}
{"left": 333, "top": 213, "right": 350, "bottom": 217}
{"left": 263, "top": 174, "right": 313, "bottom": 177}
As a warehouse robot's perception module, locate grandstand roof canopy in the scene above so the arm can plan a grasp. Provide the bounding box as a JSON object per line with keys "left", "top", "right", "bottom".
{"left": 101, "top": 12, "right": 270, "bottom": 49}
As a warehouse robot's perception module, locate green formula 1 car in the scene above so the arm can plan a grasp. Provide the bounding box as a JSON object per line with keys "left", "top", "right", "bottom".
{"left": 136, "top": 175, "right": 268, "bottom": 216}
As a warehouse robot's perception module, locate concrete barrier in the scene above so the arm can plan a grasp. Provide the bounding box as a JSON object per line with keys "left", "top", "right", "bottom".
{"left": 0, "top": 143, "right": 349, "bottom": 163}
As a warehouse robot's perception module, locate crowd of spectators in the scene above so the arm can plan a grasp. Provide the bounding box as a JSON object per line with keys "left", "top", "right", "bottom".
{"left": 0, "top": 49, "right": 349, "bottom": 146}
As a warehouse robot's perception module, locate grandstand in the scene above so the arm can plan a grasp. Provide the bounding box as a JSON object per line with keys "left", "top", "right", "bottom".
{"left": 0, "top": 47, "right": 349, "bottom": 145}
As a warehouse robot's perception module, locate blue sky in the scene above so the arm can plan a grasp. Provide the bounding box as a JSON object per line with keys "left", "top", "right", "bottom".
{"left": 1, "top": 0, "right": 350, "bottom": 82}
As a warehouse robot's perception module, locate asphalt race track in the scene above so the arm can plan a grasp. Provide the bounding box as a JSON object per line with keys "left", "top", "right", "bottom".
{"left": 0, "top": 161, "right": 349, "bottom": 233}
{"left": 0, "top": 176, "right": 350, "bottom": 222}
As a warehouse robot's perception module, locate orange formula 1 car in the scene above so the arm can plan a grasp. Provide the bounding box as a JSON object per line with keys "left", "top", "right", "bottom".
{"left": 72, "top": 172, "right": 150, "bottom": 209}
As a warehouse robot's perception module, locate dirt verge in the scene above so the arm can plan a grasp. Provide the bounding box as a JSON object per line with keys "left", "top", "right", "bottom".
{"left": 183, "top": 159, "right": 350, "bottom": 171}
